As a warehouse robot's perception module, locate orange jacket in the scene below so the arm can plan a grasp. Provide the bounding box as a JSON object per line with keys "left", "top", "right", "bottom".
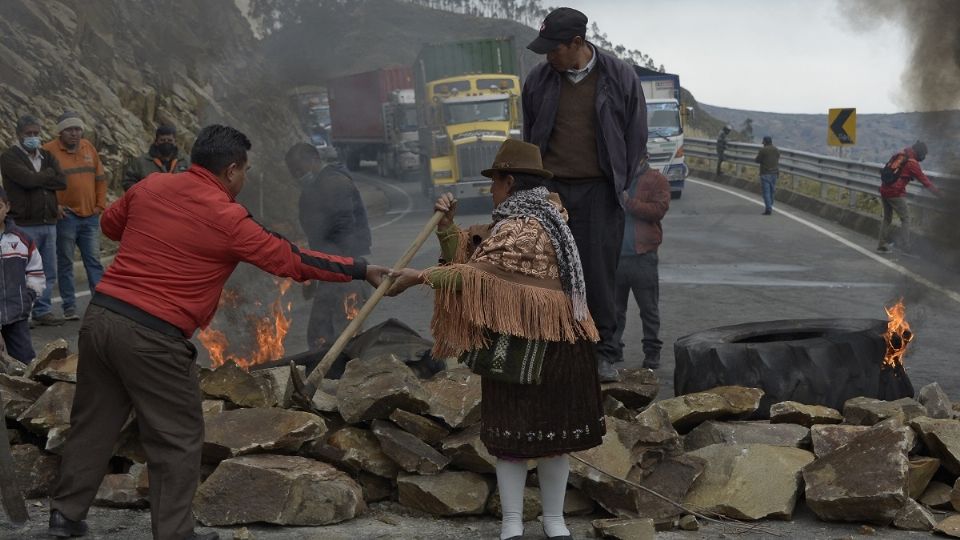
{"left": 42, "top": 138, "right": 107, "bottom": 217}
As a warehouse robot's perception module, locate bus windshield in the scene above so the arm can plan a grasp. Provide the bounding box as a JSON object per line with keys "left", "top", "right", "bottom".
{"left": 647, "top": 102, "right": 681, "bottom": 137}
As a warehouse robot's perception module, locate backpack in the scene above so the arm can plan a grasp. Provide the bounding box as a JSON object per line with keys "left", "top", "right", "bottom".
{"left": 880, "top": 152, "right": 907, "bottom": 185}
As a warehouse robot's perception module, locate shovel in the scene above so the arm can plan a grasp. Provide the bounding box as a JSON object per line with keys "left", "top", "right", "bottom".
{"left": 0, "top": 392, "right": 28, "bottom": 525}
{"left": 290, "top": 210, "right": 446, "bottom": 409}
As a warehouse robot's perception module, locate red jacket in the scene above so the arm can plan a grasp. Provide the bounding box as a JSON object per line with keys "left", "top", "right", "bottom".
{"left": 97, "top": 164, "right": 367, "bottom": 336}
{"left": 622, "top": 168, "right": 670, "bottom": 255}
{"left": 879, "top": 147, "right": 940, "bottom": 199}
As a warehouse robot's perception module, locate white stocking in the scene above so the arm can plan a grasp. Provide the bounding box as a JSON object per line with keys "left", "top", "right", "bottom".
{"left": 495, "top": 458, "right": 528, "bottom": 539}
{"left": 537, "top": 454, "right": 570, "bottom": 538}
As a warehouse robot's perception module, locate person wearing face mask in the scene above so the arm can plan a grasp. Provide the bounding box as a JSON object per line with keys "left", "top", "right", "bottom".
{"left": 877, "top": 140, "right": 941, "bottom": 254}
{"left": 284, "top": 142, "right": 372, "bottom": 350}
{"left": 43, "top": 111, "right": 107, "bottom": 322}
{"left": 522, "top": 7, "right": 647, "bottom": 384}
{"left": 122, "top": 124, "right": 191, "bottom": 191}
{"left": 0, "top": 115, "right": 67, "bottom": 326}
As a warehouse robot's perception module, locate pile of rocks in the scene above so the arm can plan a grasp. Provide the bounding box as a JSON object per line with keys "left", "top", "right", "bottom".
{"left": 8, "top": 341, "right": 960, "bottom": 538}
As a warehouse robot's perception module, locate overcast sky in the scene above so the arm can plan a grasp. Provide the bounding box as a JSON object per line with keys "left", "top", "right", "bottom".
{"left": 557, "top": 0, "right": 910, "bottom": 114}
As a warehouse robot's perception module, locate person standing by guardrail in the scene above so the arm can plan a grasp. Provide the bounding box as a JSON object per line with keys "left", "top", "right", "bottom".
{"left": 877, "top": 141, "right": 940, "bottom": 254}
{"left": 716, "top": 125, "right": 731, "bottom": 176}
{"left": 755, "top": 136, "right": 780, "bottom": 215}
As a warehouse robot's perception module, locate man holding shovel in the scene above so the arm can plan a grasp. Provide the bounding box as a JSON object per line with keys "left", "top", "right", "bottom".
{"left": 49, "top": 125, "right": 390, "bottom": 540}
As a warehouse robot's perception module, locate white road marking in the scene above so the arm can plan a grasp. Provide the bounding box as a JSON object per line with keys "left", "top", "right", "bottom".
{"left": 687, "top": 177, "right": 960, "bottom": 305}
{"left": 367, "top": 177, "right": 414, "bottom": 231}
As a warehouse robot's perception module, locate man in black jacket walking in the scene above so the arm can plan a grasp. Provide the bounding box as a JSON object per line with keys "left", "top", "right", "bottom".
{"left": 0, "top": 115, "right": 67, "bottom": 326}
{"left": 523, "top": 7, "right": 647, "bottom": 382}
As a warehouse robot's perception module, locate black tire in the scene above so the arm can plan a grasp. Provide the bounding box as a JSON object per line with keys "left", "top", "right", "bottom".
{"left": 674, "top": 319, "right": 914, "bottom": 416}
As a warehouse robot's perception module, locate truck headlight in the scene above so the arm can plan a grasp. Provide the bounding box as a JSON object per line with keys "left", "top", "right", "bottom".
{"left": 432, "top": 170, "right": 453, "bottom": 179}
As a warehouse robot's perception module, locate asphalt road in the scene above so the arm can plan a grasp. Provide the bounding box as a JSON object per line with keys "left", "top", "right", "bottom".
{"left": 14, "top": 172, "right": 960, "bottom": 539}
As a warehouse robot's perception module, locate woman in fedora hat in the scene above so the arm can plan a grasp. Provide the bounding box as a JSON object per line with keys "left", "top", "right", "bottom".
{"left": 389, "top": 139, "right": 604, "bottom": 540}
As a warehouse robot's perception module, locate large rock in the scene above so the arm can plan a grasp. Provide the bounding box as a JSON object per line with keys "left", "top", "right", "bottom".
{"left": 603, "top": 395, "right": 635, "bottom": 422}
{"left": 17, "top": 381, "right": 74, "bottom": 435}
{"left": 389, "top": 409, "right": 450, "bottom": 445}
{"left": 601, "top": 368, "right": 658, "bottom": 409}
{"left": 683, "top": 421, "right": 810, "bottom": 452}
{"left": 0, "top": 374, "right": 45, "bottom": 419}
{"left": 892, "top": 498, "right": 936, "bottom": 531}
{"left": 357, "top": 471, "right": 393, "bottom": 503}
{"left": 920, "top": 481, "right": 953, "bottom": 509}
{"left": 937, "top": 515, "right": 960, "bottom": 538}
{"left": 802, "top": 425, "right": 911, "bottom": 523}
{"left": 0, "top": 351, "right": 27, "bottom": 376}
{"left": 919, "top": 382, "right": 953, "bottom": 419}
{"left": 953, "top": 478, "right": 960, "bottom": 512}
{"left": 396, "top": 471, "right": 490, "bottom": 516}
{"left": 203, "top": 408, "right": 326, "bottom": 461}
{"left": 809, "top": 424, "right": 870, "bottom": 458}
{"left": 28, "top": 353, "right": 78, "bottom": 384}
{"left": 94, "top": 473, "right": 148, "bottom": 508}
{"left": 11, "top": 444, "right": 59, "bottom": 498}
{"left": 908, "top": 457, "right": 940, "bottom": 499}
{"left": 305, "top": 427, "right": 398, "bottom": 479}
{"left": 194, "top": 455, "right": 364, "bottom": 526}
{"left": 24, "top": 339, "right": 70, "bottom": 381}
{"left": 199, "top": 363, "right": 275, "bottom": 408}
{"left": 440, "top": 424, "right": 496, "bottom": 474}
{"left": 842, "top": 397, "right": 927, "bottom": 425}
{"left": 684, "top": 444, "right": 813, "bottom": 520}
{"left": 371, "top": 419, "right": 449, "bottom": 475}
{"left": 911, "top": 416, "right": 960, "bottom": 475}
{"left": 337, "top": 355, "right": 430, "bottom": 424}
{"left": 486, "top": 486, "right": 595, "bottom": 520}
{"left": 631, "top": 405, "right": 683, "bottom": 466}
{"left": 250, "top": 365, "right": 303, "bottom": 409}
{"left": 655, "top": 386, "right": 763, "bottom": 432}
{"left": 591, "top": 518, "right": 655, "bottom": 540}
{"left": 422, "top": 367, "right": 481, "bottom": 429}
{"left": 769, "top": 401, "right": 842, "bottom": 427}
{"left": 624, "top": 455, "right": 706, "bottom": 521}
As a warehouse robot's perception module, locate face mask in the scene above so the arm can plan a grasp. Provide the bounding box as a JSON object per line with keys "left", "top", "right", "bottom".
{"left": 22, "top": 136, "right": 41, "bottom": 151}
{"left": 156, "top": 142, "right": 177, "bottom": 156}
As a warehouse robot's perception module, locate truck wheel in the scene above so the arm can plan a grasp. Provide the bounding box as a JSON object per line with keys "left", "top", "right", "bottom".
{"left": 673, "top": 318, "right": 914, "bottom": 417}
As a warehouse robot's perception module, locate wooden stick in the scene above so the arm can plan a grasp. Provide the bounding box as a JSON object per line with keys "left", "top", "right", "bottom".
{"left": 291, "top": 210, "right": 446, "bottom": 401}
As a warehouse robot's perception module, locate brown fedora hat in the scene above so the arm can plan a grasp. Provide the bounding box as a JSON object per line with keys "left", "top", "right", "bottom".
{"left": 481, "top": 139, "right": 554, "bottom": 179}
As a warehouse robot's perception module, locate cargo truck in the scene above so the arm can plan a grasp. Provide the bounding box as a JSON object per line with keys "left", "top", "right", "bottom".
{"left": 414, "top": 37, "right": 522, "bottom": 200}
{"left": 635, "top": 66, "right": 687, "bottom": 199}
{"left": 328, "top": 66, "right": 421, "bottom": 180}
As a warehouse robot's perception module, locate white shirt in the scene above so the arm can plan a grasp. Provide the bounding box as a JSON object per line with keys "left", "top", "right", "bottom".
{"left": 16, "top": 143, "right": 42, "bottom": 172}
{"left": 566, "top": 44, "right": 597, "bottom": 85}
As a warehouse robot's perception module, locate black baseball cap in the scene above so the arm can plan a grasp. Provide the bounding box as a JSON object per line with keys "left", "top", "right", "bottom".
{"left": 527, "top": 7, "right": 588, "bottom": 54}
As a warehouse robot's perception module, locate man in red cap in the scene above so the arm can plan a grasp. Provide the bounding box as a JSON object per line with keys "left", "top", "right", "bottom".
{"left": 523, "top": 7, "right": 648, "bottom": 384}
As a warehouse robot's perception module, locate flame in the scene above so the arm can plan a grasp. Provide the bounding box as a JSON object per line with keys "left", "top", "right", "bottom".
{"left": 883, "top": 298, "right": 914, "bottom": 369}
{"left": 198, "top": 279, "right": 294, "bottom": 370}
{"left": 343, "top": 292, "right": 360, "bottom": 321}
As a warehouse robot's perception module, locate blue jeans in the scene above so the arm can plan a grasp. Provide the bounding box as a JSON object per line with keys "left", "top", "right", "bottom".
{"left": 760, "top": 173, "right": 778, "bottom": 211}
{"left": 20, "top": 224, "right": 57, "bottom": 317}
{"left": 57, "top": 212, "right": 104, "bottom": 312}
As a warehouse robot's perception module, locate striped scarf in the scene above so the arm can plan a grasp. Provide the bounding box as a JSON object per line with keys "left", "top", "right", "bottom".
{"left": 491, "top": 186, "right": 589, "bottom": 321}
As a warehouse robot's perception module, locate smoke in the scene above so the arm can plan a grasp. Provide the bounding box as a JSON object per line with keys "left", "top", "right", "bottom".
{"left": 842, "top": 0, "right": 960, "bottom": 283}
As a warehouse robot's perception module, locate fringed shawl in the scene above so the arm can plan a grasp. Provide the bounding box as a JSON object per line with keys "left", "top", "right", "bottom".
{"left": 426, "top": 212, "right": 599, "bottom": 358}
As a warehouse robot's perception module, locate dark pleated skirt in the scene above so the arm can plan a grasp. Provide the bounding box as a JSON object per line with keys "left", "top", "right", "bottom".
{"left": 480, "top": 339, "right": 605, "bottom": 458}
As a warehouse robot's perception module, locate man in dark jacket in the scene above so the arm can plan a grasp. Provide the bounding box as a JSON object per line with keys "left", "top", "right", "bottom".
{"left": 0, "top": 115, "right": 67, "bottom": 326}
{"left": 523, "top": 7, "right": 647, "bottom": 382}
{"left": 716, "top": 125, "right": 731, "bottom": 175}
{"left": 877, "top": 141, "right": 940, "bottom": 253}
{"left": 285, "top": 143, "right": 372, "bottom": 349}
{"left": 754, "top": 136, "right": 780, "bottom": 215}
{"left": 614, "top": 168, "right": 670, "bottom": 370}
{"left": 122, "top": 124, "right": 190, "bottom": 191}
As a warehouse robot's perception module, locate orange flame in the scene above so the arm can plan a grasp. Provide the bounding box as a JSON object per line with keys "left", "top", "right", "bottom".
{"left": 883, "top": 298, "right": 913, "bottom": 369}
{"left": 343, "top": 292, "right": 360, "bottom": 321}
{"left": 198, "top": 279, "right": 294, "bottom": 370}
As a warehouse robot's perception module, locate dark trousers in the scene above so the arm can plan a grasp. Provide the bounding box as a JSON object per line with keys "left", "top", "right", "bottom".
{"left": 51, "top": 304, "right": 203, "bottom": 540}
{"left": 546, "top": 178, "right": 624, "bottom": 365}
{"left": 2, "top": 318, "right": 36, "bottom": 363}
{"left": 613, "top": 252, "right": 662, "bottom": 362}
{"left": 307, "top": 280, "right": 368, "bottom": 349}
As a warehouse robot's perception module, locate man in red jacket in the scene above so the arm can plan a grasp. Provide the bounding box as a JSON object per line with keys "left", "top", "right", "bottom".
{"left": 613, "top": 167, "right": 670, "bottom": 370}
{"left": 48, "top": 125, "right": 390, "bottom": 540}
{"left": 877, "top": 141, "right": 940, "bottom": 253}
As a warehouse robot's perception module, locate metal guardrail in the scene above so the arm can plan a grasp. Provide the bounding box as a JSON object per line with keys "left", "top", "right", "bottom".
{"left": 685, "top": 138, "right": 955, "bottom": 211}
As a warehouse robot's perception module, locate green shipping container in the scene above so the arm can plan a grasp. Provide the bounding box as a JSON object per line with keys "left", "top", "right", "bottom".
{"left": 414, "top": 37, "right": 519, "bottom": 92}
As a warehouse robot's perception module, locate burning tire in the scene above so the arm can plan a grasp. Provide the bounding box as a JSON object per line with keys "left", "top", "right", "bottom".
{"left": 673, "top": 318, "right": 914, "bottom": 416}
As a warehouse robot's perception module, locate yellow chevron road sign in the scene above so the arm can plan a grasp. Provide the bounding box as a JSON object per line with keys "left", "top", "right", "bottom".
{"left": 828, "top": 108, "right": 856, "bottom": 146}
